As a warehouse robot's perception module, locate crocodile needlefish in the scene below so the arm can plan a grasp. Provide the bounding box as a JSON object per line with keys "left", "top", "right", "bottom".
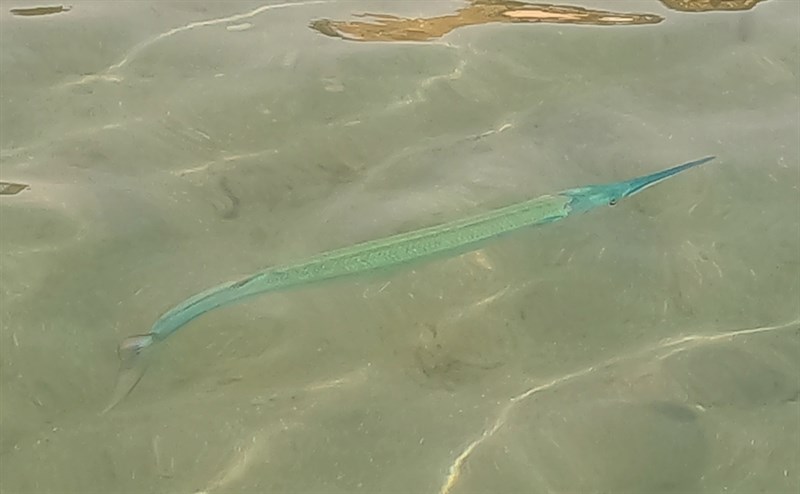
{"left": 106, "top": 156, "right": 714, "bottom": 411}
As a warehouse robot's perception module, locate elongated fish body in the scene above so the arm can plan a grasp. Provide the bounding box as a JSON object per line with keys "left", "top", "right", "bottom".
{"left": 148, "top": 193, "right": 572, "bottom": 343}
{"left": 109, "top": 156, "right": 714, "bottom": 410}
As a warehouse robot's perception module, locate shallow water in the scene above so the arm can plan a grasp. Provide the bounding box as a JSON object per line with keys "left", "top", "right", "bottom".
{"left": 1, "top": 1, "right": 798, "bottom": 493}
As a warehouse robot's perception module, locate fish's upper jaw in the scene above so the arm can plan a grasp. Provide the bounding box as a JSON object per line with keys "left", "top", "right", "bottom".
{"left": 619, "top": 156, "right": 716, "bottom": 198}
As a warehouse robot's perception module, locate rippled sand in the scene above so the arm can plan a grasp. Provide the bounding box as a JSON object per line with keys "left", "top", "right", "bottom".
{"left": 1, "top": 1, "right": 797, "bottom": 493}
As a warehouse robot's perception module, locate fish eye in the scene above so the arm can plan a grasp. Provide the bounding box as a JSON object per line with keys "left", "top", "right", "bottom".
{"left": 609, "top": 199, "right": 618, "bottom": 206}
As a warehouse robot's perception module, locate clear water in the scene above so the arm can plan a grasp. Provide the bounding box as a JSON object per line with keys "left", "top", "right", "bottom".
{"left": 1, "top": 1, "right": 798, "bottom": 493}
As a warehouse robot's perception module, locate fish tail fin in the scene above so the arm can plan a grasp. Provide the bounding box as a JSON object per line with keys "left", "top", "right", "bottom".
{"left": 101, "top": 333, "right": 156, "bottom": 414}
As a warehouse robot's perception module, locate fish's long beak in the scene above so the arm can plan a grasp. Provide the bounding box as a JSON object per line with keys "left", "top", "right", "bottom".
{"left": 624, "top": 156, "right": 715, "bottom": 197}
{"left": 101, "top": 334, "right": 155, "bottom": 414}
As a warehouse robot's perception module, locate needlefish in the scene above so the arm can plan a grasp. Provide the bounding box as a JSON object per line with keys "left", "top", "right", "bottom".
{"left": 107, "top": 156, "right": 714, "bottom": 411}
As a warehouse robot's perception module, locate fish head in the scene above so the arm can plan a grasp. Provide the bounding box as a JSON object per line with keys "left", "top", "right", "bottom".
{"left": 560, "top": 183, "right": 628, "bottom": 214}
{"left": 560, "top": 156, "right": 715, "bottom": 214}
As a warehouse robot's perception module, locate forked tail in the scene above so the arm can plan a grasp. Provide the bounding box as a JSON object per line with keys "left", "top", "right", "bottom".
{"left": 101, "top": 334, "right": 156, "bottom": 414}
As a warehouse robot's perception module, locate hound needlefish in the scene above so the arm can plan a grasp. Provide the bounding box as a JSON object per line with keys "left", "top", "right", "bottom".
{"left": 107, "top": 156, "right": 714, "bottom": 411}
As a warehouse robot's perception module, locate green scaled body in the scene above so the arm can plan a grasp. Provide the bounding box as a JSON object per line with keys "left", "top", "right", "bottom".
{"left": 151, "top": 193, "right": 571, "bottom": 341}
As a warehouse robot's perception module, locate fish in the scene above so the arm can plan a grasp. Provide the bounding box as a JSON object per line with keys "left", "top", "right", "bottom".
{"left": 105, "top": 156, "right": 715, "bottom": 411}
